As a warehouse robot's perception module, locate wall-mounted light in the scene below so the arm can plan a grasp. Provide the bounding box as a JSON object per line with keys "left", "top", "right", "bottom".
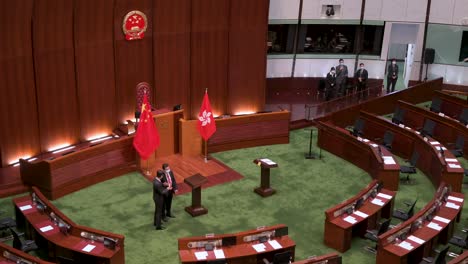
{"left": 48, "top": 144, "right": 72, "bottom": 152}
{"left": 90, "top": 135, "right": 113, "bottom": 144}
{"left": 234, "top": 111, "right": 256, "bottom": 116}
{"left": 52, "top": 146, "right": 75, "bottom": 154}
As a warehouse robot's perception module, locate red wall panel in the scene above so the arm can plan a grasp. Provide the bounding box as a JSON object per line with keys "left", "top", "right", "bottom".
{"left": 33, "top": 0, "right": 80, "bottom": 152}
{"left": 74, "top": 0, "right": 117, "bottom": 140}
{"left": 153, "top": 0, "right": 191, "bottom": 118}
{"left": 114, "top": 0, "right": 154, "bottom": 124}
{"left": 0, "top": 0, "right": 39, "bottom": 166}
{"left": 190, "top": 0, "right": 229, "bottom": 119}
{"left": 227, "top": 0, "right": 268, "bottom": 115}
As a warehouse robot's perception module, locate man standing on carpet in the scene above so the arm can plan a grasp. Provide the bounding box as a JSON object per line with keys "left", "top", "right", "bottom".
{"left": 161, "top": 163, "right": 178, "bottom": 220}
{"left": 153, "top": 170, "right": 170, "bottom": 230}
{"left": 335, "top": 58, "right": 348, "bottom": 97}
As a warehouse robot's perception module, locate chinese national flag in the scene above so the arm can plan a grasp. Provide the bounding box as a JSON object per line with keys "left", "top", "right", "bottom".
{"left": 133, "top": 94, "right": 160, "bottom": 160}
{"left": 197, "top": 91, "right": 217, "bottom": 140}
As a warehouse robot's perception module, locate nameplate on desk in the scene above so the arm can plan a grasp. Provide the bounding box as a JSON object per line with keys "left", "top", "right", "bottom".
{"left": 435, "top": 146, "right": 447, "bottom": 151}
{"left": 430, "top": 141, "right": 440, "bottom": 145}
{"left": 371, "top": 198, "right": 384, "bottom": 206}
{"left": 252, "top": 243, "right": 266, "bottom": 252}
{"left": 448, "top": 163, "right": 461, "bottom": 169}
{"left": 399, "top": 124, "right": 405, "bottom": 128}
{"left": 82, "top": 244, "right": 96, "bottom": 253}
{"left": 427, "top": 222, "right": 442, "bottom": 231}
{"left": 370, "top": 143, "right": 378, "bottom": 147}
{"left": 195, "top": 251, "right": 208, "bottom": 260}
{"left": 398, "top": 241, "right": 414, "bottom": 250}
{"left": 445, "top": 202, "right": 460, "bottom": 210}
{"left": 433, "top": 216, "right": 450, "bottom": 224}
{"left": 383, "top": 156, "right": 396, "bottom": 165}
{"left": 447, "top": 196, "right": 464, "bottom": 203}
{"left": 362, "top": 139, "right": 370, "bottom": 143}
{"left": 354, "top": 211, "right": 369, "bottom": 218}
{"left": 377, "top": 193, "right": 392, "bottom": 200}
{"left": 40, "top": 225, "right": 54, "bottom": 232}
{"left": 343, "top": 216, "right": 357, "bottom": 224}
{"left": 405, "top": 126, "right": 411, "bottom": 130}
{"left": 214, "top": 249, "right": 225, "bottom": 259}
{"left": 407, "top": 235, "right": 425, "bottom": 245}
{"left": 415, "top": 131, "right": 420, "bottom": 135}
{"left": 445, "top": 158, "right": 458, "bottom": 162}
{"left": 268, "top": 240, "right": 282, "bottom": 249}
{"left": 19, "top": 205, "right": 33, "bottom": 211}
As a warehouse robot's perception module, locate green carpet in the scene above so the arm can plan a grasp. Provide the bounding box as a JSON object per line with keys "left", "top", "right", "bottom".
{"left": 1, "top": 128, "right": 467, "bottom": 264}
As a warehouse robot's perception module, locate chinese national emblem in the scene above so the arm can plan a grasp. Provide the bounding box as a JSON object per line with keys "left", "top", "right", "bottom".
{"left": 122, "top": 11, "right": 148, "bottom": 40}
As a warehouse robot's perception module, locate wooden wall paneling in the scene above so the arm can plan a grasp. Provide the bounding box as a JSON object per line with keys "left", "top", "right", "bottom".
{"left": 33, "top": 0, "right": 80, "bottom": 153}
{"left": 114, "top": 0, "right": 154, "bottom": 124}
{"left": 227, "top": 0, "right": 269, "bottom": 115}
{"left": 74, "top": 0, "right": 117, "bottom": 141}
{"left": 190, "top": 0, "right": 229, "bottom": 119}
{"left": 0, "top": 0, "right": 39, "bottom": 166}
{"left": 153, "top": 0, "right": 191, "bottom": 119}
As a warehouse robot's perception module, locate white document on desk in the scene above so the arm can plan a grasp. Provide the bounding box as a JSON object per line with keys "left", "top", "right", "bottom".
{"left": 430, "top": 141, "right": 439, "bottom": 145}
{"left": 445, "top": 202, "right": 460, "bottom": 210}
{"left": 445, "top": 158, "right": 458, "bottom": 162}
{"left": 383, "top": 156, "right": 396, "bottom": 165}
{"left": 435, "top": 146, "right": 447, "bottom": 151}
{"left": 433, "top": 216, "right": 450, "bottom": 224}
{"left": 252, "top": 243, "right": 266, "bottom": 252}
{"left": 343, "top": 216, "right": 357, "bottom": 224}
{"left": 354, "top": 211, "right": 369, "bottom": 218}
{"left": 448, "top": 196, "right": 463, "bottom": 203}
{"left": 448, "top": 163, "right": 462, "bottom": 169}
{"left": 195, "top": 251, "right": 208, "bottom": 260}
{"left": 19, "top": 205, "right": 32, "bottom": 211}
{"left": 82, "top": 244, "right": 96, "bottom": 253}
{"left": 408, "top": 235, "right": 425, "bottom": 245}
{"left": 214, "top": 249, "right": 225, "bottom": 259}
{"left": 268, "top": 240, "right": 282, "bottom": 249}
{"left": 377, "top": 193, "right": 392, "bottom": 200}
{"left": 40, "top": 225, "right": 54, "bottom": 232}
{"left": 370, "top": 143, "right": 378, "bottom": 147}
{"left": 371, "top": 198, "right": 384, "bottom": 206}
{"left": 427, "top": 222, "right": 442, "bottom": 231}
{"left": 398, "top": 241, "right": 414, "bottom": 250}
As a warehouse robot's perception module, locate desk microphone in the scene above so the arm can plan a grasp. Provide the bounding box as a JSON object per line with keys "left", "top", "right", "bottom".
{"left": 440, "top": 147, "right": 445, "bottom": 158}
{"left": 378, "top": 146, "right": 383, "bottom": 157}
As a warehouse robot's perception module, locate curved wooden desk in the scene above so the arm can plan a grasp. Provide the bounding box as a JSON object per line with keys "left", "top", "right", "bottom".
{"left": 448, "top": 250, "right": 468, "bottom": 264}
{"left": 359, "top": 111, "right": 464, "bottom": 192}
{"left": 324, "top": 180, "right": 395, "bottom": 252}
{"left": 0, "top": 242, "right": 54, "bottom": 264}
{"left": 433, "top": 90, "right": 467, "bottom": 119}
{"left": 292, "top": 252, "right": 341, "bottom": 263}
{"left": 13, "top": 187, "right": 125, "bottom": 264}
{"left": 178, "top": 224, "right": 295, "bottom": 264}
{"left": 376, "top": 182, "right": 464, "bottom": 264}
{"left": 317, "top": 121, "right": 400, "bottom": 191}
{"left": 396, "top": 100, "right": 468, "bottom": 159}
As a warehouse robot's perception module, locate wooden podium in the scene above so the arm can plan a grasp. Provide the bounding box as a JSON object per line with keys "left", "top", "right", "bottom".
{"left": 184, "top": 173, "right": 208, "bottom": 217}
{"left": 253, "top": 158, "right": 278, "bottom": 197}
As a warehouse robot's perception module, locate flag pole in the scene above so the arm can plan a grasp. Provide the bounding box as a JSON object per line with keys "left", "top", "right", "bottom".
{"left": 204, "top": 140, "right": 208, "bottom": 163}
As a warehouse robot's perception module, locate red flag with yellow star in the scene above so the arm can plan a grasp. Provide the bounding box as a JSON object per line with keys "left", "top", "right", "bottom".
{"left": 133, "top": 94, "right": 160, "bottom": 160}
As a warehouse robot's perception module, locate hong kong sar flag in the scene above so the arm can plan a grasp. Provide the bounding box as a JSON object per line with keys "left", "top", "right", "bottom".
{"left": 133, "top": 94, "right": 160, "bottom": 160}
{"left": 197, "top": 90, "right": 217, "bottom": 141}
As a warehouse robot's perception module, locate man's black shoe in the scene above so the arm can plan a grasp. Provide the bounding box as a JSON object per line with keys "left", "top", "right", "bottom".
{"left": 156, "top": 226, "right": 166, "bottom": 230}
{"left": 167, "top": 214, "right": 176, "bottom": 218}
{"left": 162, "top": 217, "right": 169, "bottom": 222}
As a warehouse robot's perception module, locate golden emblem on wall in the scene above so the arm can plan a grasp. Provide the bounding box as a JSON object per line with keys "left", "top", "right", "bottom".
{"left": 122, "top": 10, "right": 148, "bottom": 40}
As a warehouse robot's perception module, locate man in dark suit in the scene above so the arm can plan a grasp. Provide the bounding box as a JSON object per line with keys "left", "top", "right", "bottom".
{"left": 387, "top": 59, "right": 399, "bottom": 93}
{"left": 354, "top": 62, "right": 368, "bottom": 100}
{"left": 161, "top": 163, "right": 178, "bottom": 220}
{"left": 325, "top": 67, "right": 337, "bottom": 101}
{"left": 153, "top": 170, "right": 170, "bottom": 230}
{"left": 335, "top": 58, "right": 348, "bottom": 97}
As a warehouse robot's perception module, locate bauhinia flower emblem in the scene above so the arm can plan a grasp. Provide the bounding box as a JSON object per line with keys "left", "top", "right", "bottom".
{"left": 198, "top": 110, "right": 212, "bottom": 127}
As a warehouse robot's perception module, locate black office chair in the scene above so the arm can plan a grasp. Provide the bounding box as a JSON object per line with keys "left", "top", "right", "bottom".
{"left": 392, "top": 107, "right": 405, "bottom": 125}
{"left": 448, "top": 231, "right": 468, "bottom": 251}
{"left": 393, "top": 199, "right": 418, "bottom": 221}
{"left": 400, "top": 151, "right": 419, "bottom": 184}
{"left": 10, "top": 228, "right": 38, "bottom": 252}
{"left": 459, "top": 108, "right": 468, "bottom": 125}
{"left": 364, "top": 218, "right": 391, "bottom": 253}
{"left": 352, "top": 118, "right": 365, "bottom": 137}
{"left": 382, "top": 131, "right": 394, "bottom": 150}
{"left": 430, "top": 97, "right": 442, "bottom": 113}
{"left": 419, "top": 245, "right": 449, "bottom": 264}
{"left": 263, "top": 251, "right": 292, "bottom": 264}
{"left": 448, "top": 135, "right": 464, "bottom": 158}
